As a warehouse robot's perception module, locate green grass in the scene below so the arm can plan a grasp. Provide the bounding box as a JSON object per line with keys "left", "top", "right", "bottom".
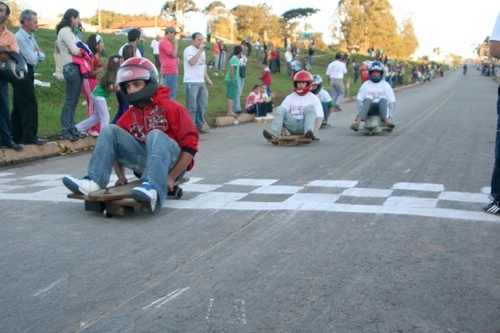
{"left": 19, "top": 27, "right": 423, "bottom": 138}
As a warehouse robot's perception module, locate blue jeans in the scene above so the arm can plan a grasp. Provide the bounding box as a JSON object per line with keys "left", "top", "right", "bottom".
{"left": 491, "top": 93, "right": 500, "bottom": 201}
{"left": 88, "top": 125, "right": 181, "bottom": 211}
{"left": 321, "top": 102, "right": 329, "bottom": 122}
{"left": 162, "top": 74, "right": 178, "bottom": 101}
{"left": 0, "top": 78, "right": 13, "bottom": 145}
{"left": 61, "top": 63, "right": 83, "bottom": 135}
{"left": 269, "top": 105, "right": 316, "bottom": 135}
{"left": 234, "top": 76, "right": 245, "bottom": 112}
{"left": 183, "top": 82, "right": 208, "bottom": 129}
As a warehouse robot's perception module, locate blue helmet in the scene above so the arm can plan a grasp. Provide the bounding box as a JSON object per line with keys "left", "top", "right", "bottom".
{"left": 369, "top": 61, "right": 384, "bottom": 83}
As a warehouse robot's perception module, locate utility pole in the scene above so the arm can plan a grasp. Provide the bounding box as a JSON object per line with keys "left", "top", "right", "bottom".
{"left": 98, "top": 0, "right": 102, "bottom": 32}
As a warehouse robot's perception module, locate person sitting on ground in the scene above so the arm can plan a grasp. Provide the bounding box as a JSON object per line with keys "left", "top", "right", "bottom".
{"left": 62, "top": 58, "right": 199, "bottom": 213}
{"left": 259, "top": 84, "right": 274, "bottom": 119}
{"left": 262, "top": 71, "right": 323, "bottom": 144}
{"left": 350, "top": 61, "right": 396, "bottom": 131}
{"left": 245, "top": 84, "right": 268, "bottom": 119}
{"left": 311, "top": 74, "right": 334, "bottom": 127}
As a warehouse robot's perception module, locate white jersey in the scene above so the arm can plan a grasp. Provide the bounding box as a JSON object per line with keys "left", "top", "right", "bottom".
{"left": 281, "top": 92, "right": 324, "bottom": 120}
{"left": 315, "top": 88, "right": 332, "bottom": 103}
{"left": 183, "top": 45, "right": 206, "bottom": 83}
{"left": 150, "top": 39, "right": 159, "bottom": 55}
{"left": 357, "top": 80, "right": 396, "bottom": 104}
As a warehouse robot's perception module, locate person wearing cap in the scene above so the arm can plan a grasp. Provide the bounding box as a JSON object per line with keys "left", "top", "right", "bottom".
{"left": 159, "top": 26, "right": 179, "bottom": 100}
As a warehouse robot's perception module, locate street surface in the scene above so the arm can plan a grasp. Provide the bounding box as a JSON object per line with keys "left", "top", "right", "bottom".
{"left": 0, "top": 68, "right": 499, "bottom": 332}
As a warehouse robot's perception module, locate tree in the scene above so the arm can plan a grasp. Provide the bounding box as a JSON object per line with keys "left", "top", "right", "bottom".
{"left": 161, "top": 0, "right": 198, "bottom": 20}
{"left": 335, "top": 0, "right": 417, "bottom": 58}
{"left": 4, "top": 0, "right": 23, "bottom": 26}
{"left": 281, "top": 8, "right": 319, "bottom": 21}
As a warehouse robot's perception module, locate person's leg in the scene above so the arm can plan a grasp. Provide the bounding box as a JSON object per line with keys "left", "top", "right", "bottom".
{"left": 302, "top": 106, "right": 316, "bottom": 136}
{"left": 60, "top": 63, "right": 83, "bottom": 137}
{"left": 135, "top": 129, "right": 181, "bottom": 211}
{"left": 488, "top": 95, "right": 500, "bottom": 210}
{"left": 87, "top": 125, "right": 147, "bottom": 188}
{"left": 163, "top": 74, "right": 178, "bottom": 101}
{"left": 234, "top": 77, "right": 244, "bottom": 112}
{"left": 184, "top": 82, "right": 199, "bottom": 127}
{"left": 196, "top": 83, "right": 209, "bottom": 129}
{"left": 0, "top": 79, "right": 13, "bottom": 145}
{"left": 334, "top": 79, "right": 345, "bottom": 107}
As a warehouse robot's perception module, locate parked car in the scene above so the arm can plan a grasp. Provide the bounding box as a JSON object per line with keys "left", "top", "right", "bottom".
{"left": 116, "top": 28, "right": 146, "bottom": 38}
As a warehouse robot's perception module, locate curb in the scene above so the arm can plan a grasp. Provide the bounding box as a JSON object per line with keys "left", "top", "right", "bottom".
{"left": 0, "top": 137, "right": 97, "bottom": 166}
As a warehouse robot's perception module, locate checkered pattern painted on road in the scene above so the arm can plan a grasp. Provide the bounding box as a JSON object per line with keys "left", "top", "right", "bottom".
{"left": 0, "top": 173, "right": 497, "bottom": 223}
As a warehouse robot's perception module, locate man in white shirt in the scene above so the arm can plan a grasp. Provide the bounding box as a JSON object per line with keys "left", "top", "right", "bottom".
{"left": 183, "top": 32, "right": 212, "bottom": 133}
{"left": 118, "top": 28, "right": 142, "bottom": 58}
{"left": 263, "top": 71, "right": 323, "bottom": 144}
{"left": 150, "top": 35, "right": 160, "bottom": 68}
{"left": 325, "top": 52, "right": 347, "bottom": 111}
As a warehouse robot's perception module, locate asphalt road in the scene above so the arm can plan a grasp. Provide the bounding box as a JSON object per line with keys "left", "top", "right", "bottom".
{"left": 0, "top": 68, "right": 499, "bottom": 333}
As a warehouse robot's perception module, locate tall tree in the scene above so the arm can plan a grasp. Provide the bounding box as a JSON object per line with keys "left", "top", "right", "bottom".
{"left": 161, "top": 0, "right": 198, "bottom": 20}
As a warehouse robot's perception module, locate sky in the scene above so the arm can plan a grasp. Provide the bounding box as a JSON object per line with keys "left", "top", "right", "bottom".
{"left": 28, "top": 0, "right": 499, "bottom": 58}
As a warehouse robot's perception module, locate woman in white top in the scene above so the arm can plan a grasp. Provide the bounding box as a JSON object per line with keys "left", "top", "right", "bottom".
{"left": 56, "top": 8, "right": 84, "bottom": 141}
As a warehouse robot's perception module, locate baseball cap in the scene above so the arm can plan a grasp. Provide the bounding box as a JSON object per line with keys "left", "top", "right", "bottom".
{"left": 165, "top": 26, "right": 177, "bottom": 34}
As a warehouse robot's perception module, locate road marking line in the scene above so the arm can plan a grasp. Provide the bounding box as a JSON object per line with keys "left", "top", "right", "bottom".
{"left": 142, "top": 287, "right": 190, "bottom": 310}
{"left": 392, "top": 182, "right": 444, "bottom": 192}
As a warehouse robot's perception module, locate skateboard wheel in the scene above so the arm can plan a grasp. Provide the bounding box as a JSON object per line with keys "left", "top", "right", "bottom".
{"left": 103, "top": 209, "right": 113, "bottom": 218}
{"left": 174, "top": 187, "right": 183, "bottom": 199}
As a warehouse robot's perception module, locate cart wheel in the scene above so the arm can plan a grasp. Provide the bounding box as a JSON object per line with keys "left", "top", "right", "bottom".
{"left": 103, "top": 209, "right": 113, "bottom": 218}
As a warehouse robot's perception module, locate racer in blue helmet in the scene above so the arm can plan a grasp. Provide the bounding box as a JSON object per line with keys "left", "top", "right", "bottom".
{"left": 350, "top": 61, "right": 396, "bottom": 131}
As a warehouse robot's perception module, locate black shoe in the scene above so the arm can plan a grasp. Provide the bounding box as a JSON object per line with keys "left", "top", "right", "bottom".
{"left": 1, "top": 140, "right": 24, "bottom": 151}
{"left": 26, "top": 138, "right": 48, "bottom": 145}
{"left": 70, "top": 130, "right": 87, "bottom": 138}
{"left": 483, "top": 201, "right": 500, "bottom": 216}
{"left": 60, "top": 133, "right": 79, "bottom": 141}
{"left": 304, "top": 130, "right": 314, "bottom": 139}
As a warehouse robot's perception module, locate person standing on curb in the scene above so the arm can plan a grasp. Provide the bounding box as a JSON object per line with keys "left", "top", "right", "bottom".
{"left": 0, "top": 1, "right": 23, "bottom": 150}
{"left": 12, "top": 9, "right": 47, "bottom": 145}
{"left": 326, "top": 52, "right": 347, "bottom": 112}
{"left": 183, "top": 32, "right": 213, "bottom": 133}
{"left": 483, "top": 11, "right": 500, "bottom": 216}
{"left": 231, "top": 41, "right": 248, "bottom": 114}
{"left": 159, "top": 26, "right": 179, "bottom": 100}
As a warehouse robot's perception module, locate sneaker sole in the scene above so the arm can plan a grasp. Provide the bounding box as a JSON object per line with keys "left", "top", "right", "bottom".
{"left": 63, "top": 177, "right": 83, "bottom": 195}
{"left": 131, "top": 189, "right": 152, "bottom": 203}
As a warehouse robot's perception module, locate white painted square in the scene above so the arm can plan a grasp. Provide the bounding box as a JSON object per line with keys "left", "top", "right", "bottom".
{"left": 181, "top": 184, "right": 222, "bottom": 193}
{"left": 0, "top": 172, "right": 14, "bottom": 177}
{"left": 225, "top": 178, "right": 278, "bottom": 186}
{"left": 0, "top": 178, "right": 15, "bottom": 184}
{"left": 481, "top": 187, "right": 491, "bottom": 195}
{"left": 438, "top": 191, "right": 490, "bottom": 203}
{"left": 251, "top": 185, "right": 303, "bottom": 194}
{"left": 341, "top": 188, "right": 393, "bottom": 197}
{"left": 0, "top": 185, "right": 23, "bottom": 192}
{"left": 29, "top": 180, "right": 66, "bottom": 187}
{"left": 384, "top": 196, "right": 438, "bottom": 208}
{"left": 285, "top": 193, "right": 340, "bottom": 203}
{"left": 306, "top": 180, "right": 358, "bottom": 188}
{"left": 190, "top": 191, "right": 247, "bottom": 202}
{"left": 392, "top": 182, "right": 444, "bottom": 192}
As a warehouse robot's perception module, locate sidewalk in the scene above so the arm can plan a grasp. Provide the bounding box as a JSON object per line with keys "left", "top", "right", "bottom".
{"left": 0, "top": 137, "right": 97, "bottom": 166}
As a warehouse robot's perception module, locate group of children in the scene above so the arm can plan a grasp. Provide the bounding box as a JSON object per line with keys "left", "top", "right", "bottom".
{"left": 244, "top": 83, "right": 275, "bottom": 120}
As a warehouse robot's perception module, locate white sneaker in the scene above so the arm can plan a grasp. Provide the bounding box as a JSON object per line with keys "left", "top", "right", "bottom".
{"left": 89, "top": 131, "right": 99, "bottom": 137}
{"left": 265, "top": 115, "right": 274, "bottom": 119}
{"left": 131, "top": 182, "right": 158, "bottom": 212}
{"left": 63, "top": 176, "right": 101, "bottom": 195}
